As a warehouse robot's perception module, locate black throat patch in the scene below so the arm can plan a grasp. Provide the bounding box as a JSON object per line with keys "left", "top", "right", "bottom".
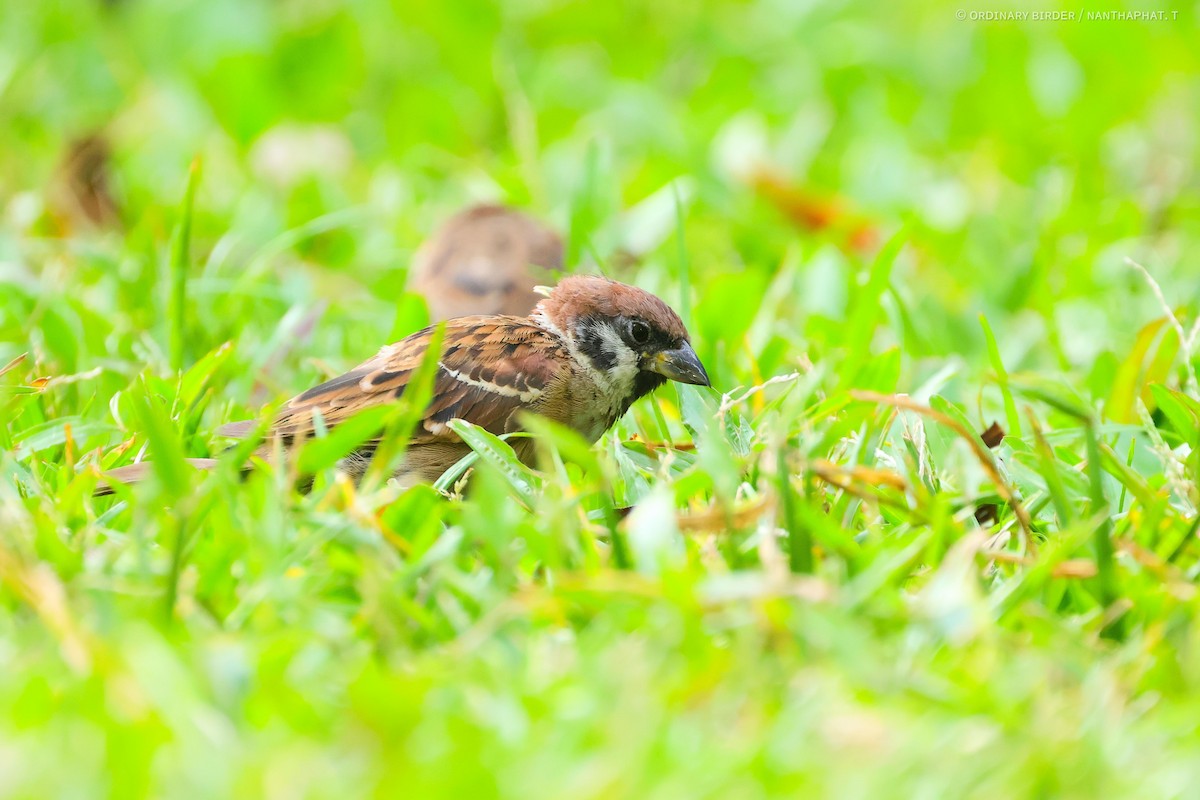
{"left": 622, "top": 372, "right": 667, "bottom": 416}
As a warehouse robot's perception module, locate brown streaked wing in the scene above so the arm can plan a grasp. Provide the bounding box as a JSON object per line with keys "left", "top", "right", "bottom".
{"left": 218, "top": 317, "right": 565, "bottom": 446}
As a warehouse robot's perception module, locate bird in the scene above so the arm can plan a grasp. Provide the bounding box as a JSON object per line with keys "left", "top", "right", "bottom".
{"left": 51, "top": 133, "right": 122, "bottom": 231}
{"left": 408, "top": 204, "right": 564, "bottom": 320}
{"left": 97, "top": 275, "right": 709, "bottom": 493}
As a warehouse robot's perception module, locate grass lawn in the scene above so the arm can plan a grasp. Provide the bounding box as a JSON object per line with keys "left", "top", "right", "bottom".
{"left": 2, "top": 1, "right": 1200, "bottom": 796}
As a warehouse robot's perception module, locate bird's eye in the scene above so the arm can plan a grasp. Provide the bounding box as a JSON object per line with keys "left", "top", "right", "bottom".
{"left": 629, "top": 319, "right": 651, "bottom": 346}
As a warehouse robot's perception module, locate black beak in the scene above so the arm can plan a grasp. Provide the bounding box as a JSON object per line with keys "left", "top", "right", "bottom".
{"left": 643, "top": 341, "right": 710, "bottom": 387}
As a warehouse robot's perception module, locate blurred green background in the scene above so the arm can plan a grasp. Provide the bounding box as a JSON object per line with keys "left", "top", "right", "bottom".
{"left": 2, "top": 0, "right": 1200, "bottom": 797}
{"left": 3, "top": 0, "right": 1196, "bottom": 383}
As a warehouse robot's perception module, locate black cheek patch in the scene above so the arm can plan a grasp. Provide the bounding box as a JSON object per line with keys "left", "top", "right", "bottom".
{"left": 577, "top": 321, "right": 617, "bottom": 372}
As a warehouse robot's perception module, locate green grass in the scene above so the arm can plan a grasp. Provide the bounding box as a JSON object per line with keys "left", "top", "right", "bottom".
{"left": 3, "top": 0, "right": 1200, "bottom": 796}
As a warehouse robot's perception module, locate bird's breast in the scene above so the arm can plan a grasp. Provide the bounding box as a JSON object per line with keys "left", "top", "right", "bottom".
{"left": 535, "top": 364, "right": 633, "bottom": 444}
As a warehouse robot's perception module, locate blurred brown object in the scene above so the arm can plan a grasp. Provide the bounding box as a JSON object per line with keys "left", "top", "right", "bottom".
{"left": 52, "top": 134, "right": 122, "bottom": 230}
{"left": 979, "top": 421, "right": 1006, "bottom": 449}
{"left": 409, "top": 204, "right": 564, "bottom": 320}
{"left": 974, "top": 422, "right": 1007, "bottom": 525}
{"left": 749, "top": 168, "right": 877, "bottom": 254}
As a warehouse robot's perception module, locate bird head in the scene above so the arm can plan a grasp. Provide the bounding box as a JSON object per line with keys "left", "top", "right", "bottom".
{"left": 532, "top": 275, "right": 710, "bottom": 404}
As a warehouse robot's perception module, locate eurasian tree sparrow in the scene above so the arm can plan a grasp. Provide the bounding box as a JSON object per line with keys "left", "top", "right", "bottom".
{"left": 409, "top": 204, "right": 563, "bottom": 320}
{"left": 99, "top": 275, "right": 708, "bottom": 492}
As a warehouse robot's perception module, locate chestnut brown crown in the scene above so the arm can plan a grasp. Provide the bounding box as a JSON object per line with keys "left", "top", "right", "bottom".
{"left": 535, "top": 275, "right": 689, "bottom": 342}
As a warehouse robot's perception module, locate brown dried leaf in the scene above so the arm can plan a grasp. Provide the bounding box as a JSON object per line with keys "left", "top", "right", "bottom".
{"left": 980, "top": 421, "right": 1006, "bottom": 449}
{"left": 974, "top": 504, "right": 999, "bottom": 526}
{"left": 676, "top": 494, "right": 774, "bottom": 533}
{"left": 749, "top": 169, "right": 879, "bottom": 253}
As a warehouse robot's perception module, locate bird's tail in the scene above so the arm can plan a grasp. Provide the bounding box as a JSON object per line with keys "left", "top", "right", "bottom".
{"left": 94, "top": 458, "right": 220, "bottom": 496}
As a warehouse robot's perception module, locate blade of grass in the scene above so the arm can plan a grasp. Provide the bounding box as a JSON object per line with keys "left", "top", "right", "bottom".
{"left": 839, "top": 226, "right": 906, "bottom": 388}
{"left": 1026, "top": 409, "right": 1074, "bottom": 526}
{"left": 778, "top": 442, "right": 811, "bottom": 573}
{"left": 361, "top": 323, "right": 446, "bottom": 489}
{"left": 980, "top": 313, "right": 1022, "bottom": 437}
{"left": 296, "top": 404, "right": 402, "bottom": 476}
{"left": 1084, "top": 419, "right": 1119, "bottom": 633}
{"left": 131, "top": 379, "right": 191, "bottom": 496}
{"left": 446, "top": 421, "right": 539, "bottom": 508}
{"left": 1098, "top": 441, "right": 1156, "bottom": 514}
{"left": 673, "top": 181, "right": 691, "bottom": 329}
{"left": 0, "top": 352, "right": 27, "bottom": 380}
{"left": 168, "top": 157, "right": 201, "bottom": 372}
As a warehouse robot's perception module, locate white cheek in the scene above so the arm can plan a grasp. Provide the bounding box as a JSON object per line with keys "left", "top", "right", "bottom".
{"left": 594, "top": 324, "right": 639, "bottom": 391}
